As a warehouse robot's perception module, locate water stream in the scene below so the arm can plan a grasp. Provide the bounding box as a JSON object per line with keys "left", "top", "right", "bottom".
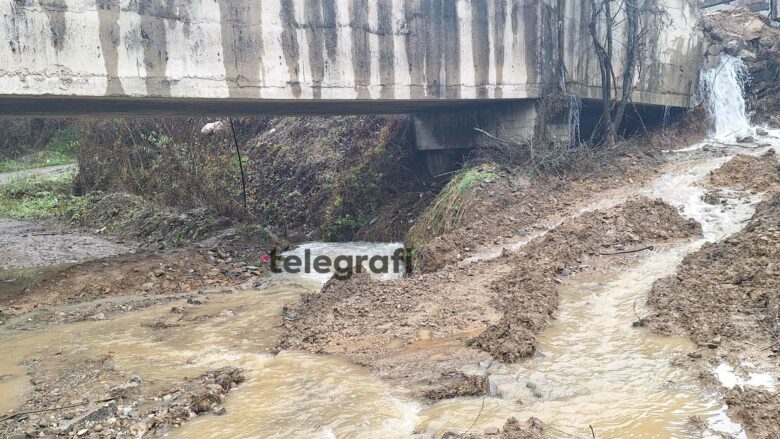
{"left": 2, "top": 52, "right": 779, "bottom": 438}
{"left": 0, "top": 149, "right": 753, "bottom": 439}
{"left": 417, "top": 157, "right": 764, "bottom": 438}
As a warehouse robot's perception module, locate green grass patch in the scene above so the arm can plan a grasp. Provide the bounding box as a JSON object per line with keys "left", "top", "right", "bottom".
{"left": 406, "top": 166, "right": 497, "bottom": 247}
{"left": 0, "top": 150, "right": 76, "bottom": 173}
{"left": 0, "top": 172, "right": 76, "bottom": 219}
{"left": 0, "top": 127, "right": 81, "bottom": 172}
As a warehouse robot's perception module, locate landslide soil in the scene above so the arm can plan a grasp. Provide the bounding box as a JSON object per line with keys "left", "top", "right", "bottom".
{"left": 279, "top": 196, "right": 702, "bottom": 395}
{"left": 0, "top": 248, "right": 262, "bottom": 326}
{"left": 647, "top": 153, "right": 780, "bottom": 439}
{"left": 410, "top": 113, "right": 707, "bottom": 273}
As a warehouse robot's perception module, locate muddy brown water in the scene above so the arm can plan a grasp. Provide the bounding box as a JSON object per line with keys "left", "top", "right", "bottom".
{"left": 1, "top": 144, "right": 779, "bottom": 437}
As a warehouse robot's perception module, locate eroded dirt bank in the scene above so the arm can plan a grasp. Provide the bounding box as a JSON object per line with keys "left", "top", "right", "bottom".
{"left": 279, "top": 196, "right": 702, "bottom": 393}
{"left": 648, "top": 152, "right": 780, "bottom": 439}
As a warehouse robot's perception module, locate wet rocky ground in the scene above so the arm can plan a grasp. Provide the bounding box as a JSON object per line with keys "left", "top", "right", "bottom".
{"left": 2, "top": 132, "right": 780, "bottom": 438}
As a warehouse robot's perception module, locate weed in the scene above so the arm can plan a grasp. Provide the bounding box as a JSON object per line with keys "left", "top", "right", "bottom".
{"left": 0, "top": 172, "right": 76, "bottom": 219}
{"left": 406, "top": 166, "right": 497, "bottom": 248}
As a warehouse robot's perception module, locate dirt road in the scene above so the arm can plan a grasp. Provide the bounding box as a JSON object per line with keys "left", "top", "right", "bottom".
{"left": 0, "top": 165, "right": 132, "bottom": 271}
{"left": 0, "top": 163, "right": 75, "bottom": 186}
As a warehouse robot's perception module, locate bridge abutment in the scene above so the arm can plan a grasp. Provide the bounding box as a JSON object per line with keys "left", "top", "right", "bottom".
{"left": 413, "top": 100, "right": 571, "bottom": 175}
{"left": 412, "top": 101, "right": 539, "bottom": 151}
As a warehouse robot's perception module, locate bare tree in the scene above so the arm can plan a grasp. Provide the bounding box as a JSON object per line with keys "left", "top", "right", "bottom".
{"left": 589, "top": 0, "right": 665, "bottom": 146}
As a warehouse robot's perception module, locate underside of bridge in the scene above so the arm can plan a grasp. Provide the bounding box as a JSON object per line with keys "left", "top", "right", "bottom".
{"left": 0, "top": 0, "right": 703, "bottom": 152}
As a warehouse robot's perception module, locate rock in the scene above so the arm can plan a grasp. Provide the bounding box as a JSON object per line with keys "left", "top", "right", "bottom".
{"left": 484, "top": 426, "right": 500, "bottom": 435}
{"left": 111, "top": 382, "right": 141, "bottom": 399}
{"left": 76, "top": 429, "right": 88, "bottom": 436}
{"left": 205, "top": 383, "right": 224, "bottom": 393}
{"left": 736, "top": 135, "right": 755, "bottom": 144}
{"left": 688, "top": 351, "right": 703, "bottom": 359}
{"left": 725, "top": 39, "right": 742, "bottom": 53}
{"left": 211, "top": 405, "right": 226, "bottom": 416}
{"left": 756, "top": 128, "right": 769, "bottom": 136}
{"left": 703, "top": 192, "right": 721, "bottom": 205}
{"left": 737, "top": 49, "right": 757, "bottom": 62}
{"left": 59, "top": 403, "right": 116, "bottom": 434}
{"left": 707, "top": 44, "right": 722, "bottom": 56}
{"left": 93, "top": 424, "right": 104, "bottom": 433}
{"left": 711, "top": 335, "right": 722, "bottom": 346}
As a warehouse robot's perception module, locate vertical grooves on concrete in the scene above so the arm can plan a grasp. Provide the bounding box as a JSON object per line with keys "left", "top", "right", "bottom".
{"left": 138, "top": 0, "right": 171, "bottom": 97}
{"left": 522, "top": 0, "right": 539, "bottom": 90}
{"left": 305, "top": 0, "right": 326, "bottom": 99}
{"left": 423, "top": 0, "right": 442, "bottom": 98}
{"left": 218, "top": 0, "right": 265, "bottom": 98}
{"left": 471, "top": 0, "right": 490, "bottom": 98}
{"left": 378, "top": 0, "right": 396, "bottom": 99}
{"left": 97, "top": 0, "right": 124, "bottom": 95}
{"left": 349, "top": 0, "right": 371, "bottom": 99}
{"left": 493, "top": 0, "right": 507, "bottom": 98}
{"left": 41, "top": 0, "right": 68, "bottom": 53}
{"left": 280, "top": 0, "right": 302, "bottom": 98}
{"left": 404, "top": 0, "right": 424, "bottom": 99}
{"left": 443, "top": 0, "right": 460, "bottom": 99}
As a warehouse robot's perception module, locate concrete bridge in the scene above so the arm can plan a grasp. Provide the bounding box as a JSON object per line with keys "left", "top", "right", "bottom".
{"left": 0, "top": 0, "right": 703, "bottom": 149}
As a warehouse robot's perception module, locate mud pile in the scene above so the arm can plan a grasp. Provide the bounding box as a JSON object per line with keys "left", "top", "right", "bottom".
{"left": 707, "top": 152, "right": 780, "bottom": 193}
{"left": 0, "top": 249, "right": 259, "bottom": 322}
{"left": 473, "top": 198, "right": 702, "bottom": 362}
{"left": 726, "top": 387, "right": 780, "bottom": 439}
{"left": 279, "top": 197, "right": 701, "bottom": 386}
{"left": 647, "top": 192, "right": 780, "bottom": 346}
{"left": 1, "top": 360, "right": 244, "bottom": 439}
{"left": 408, "top": 137, "right": 689, "bottom": 273}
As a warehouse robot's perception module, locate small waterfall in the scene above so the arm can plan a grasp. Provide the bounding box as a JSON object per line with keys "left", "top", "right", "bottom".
{"left": 700, "top": 54, "right": 754, "bottom": 143}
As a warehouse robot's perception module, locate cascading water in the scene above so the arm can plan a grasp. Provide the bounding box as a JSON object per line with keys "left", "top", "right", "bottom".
{"left": 700, "top": 54, "right": 755, "bottom": 143}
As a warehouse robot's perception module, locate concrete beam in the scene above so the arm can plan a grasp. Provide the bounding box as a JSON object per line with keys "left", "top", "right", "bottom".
{"left": 0, "top": 0, "right": 702, "bottom": 114}
{"left": 0, "top": 96, "right": 521, "bottom": 118}
{"left": 413, "top": 102, "right": 538, "bottom": 151}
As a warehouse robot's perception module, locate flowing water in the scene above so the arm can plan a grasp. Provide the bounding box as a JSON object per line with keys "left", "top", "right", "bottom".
{"left": 417, "top": 156, "right": 765, "bottom": 439}
{"left": 3, "top": 54, "right": 780, "bottom": 438}
{"left": 700, "top": 54, "right": 755, "bottom": 144}
{"left": 0, "top": 153, "right": 766, "bottom": 438}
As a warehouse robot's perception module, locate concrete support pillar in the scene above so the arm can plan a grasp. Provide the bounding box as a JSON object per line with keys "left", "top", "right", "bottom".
{"left": 412, "top": 101, "right": 539, "bottom": 151}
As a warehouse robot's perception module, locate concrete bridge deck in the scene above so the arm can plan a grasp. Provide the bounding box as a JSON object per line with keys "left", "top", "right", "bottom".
{"left": 1, "top": 0, "right": 704, "bottom": 149}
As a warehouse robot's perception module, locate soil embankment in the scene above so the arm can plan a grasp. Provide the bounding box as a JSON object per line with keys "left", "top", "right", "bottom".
{"left": 279, "top": 196, "right": 702, "bottom": 393}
